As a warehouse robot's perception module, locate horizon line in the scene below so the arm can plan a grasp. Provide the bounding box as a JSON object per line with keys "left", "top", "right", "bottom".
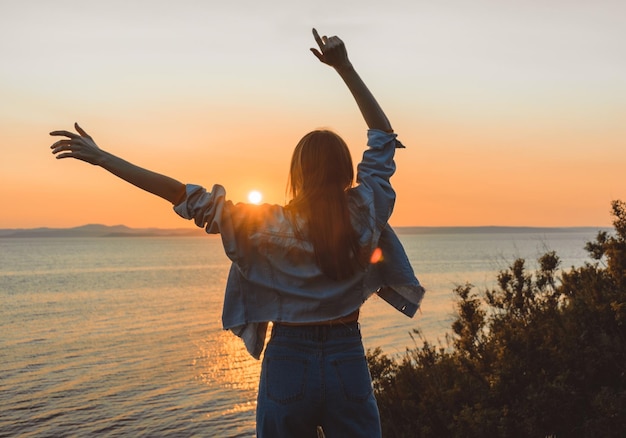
{"left": 0, "top": 223, "right": 611, "bottom": 232}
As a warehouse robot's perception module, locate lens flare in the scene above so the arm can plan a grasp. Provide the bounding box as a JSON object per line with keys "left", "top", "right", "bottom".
{"left": 370, "top": 247, "right": 383, "bottom": 264}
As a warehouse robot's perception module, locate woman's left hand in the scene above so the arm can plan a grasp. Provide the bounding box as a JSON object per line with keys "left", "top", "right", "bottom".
{"left": 50, "top": 123, "right": 105, "bottom": 166}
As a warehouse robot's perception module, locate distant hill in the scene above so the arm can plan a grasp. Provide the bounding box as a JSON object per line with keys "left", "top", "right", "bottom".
{"left": 0, "top": 224, "right": 206, "bottom": 238}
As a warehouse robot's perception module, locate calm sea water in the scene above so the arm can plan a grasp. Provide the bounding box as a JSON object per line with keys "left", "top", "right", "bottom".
{"left": 0, "top": 228, "right": 604, "bottom": 437}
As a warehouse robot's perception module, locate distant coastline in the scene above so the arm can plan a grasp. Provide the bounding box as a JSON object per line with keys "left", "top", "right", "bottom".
{"left": 394, "top": 225, "right": 609, "bottom": 235}
{"left": 0, "top": 224, "right": 206, "bottom": 238}
{"left": 0, "top": 224, "right": 609, "bottom": 238}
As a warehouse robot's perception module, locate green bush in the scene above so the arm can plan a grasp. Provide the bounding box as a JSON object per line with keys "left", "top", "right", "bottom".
{"left": 368, "top": 200, "right": 626, "bottom": 437}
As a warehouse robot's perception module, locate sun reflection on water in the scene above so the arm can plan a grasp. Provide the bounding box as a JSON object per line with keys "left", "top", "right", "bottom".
{"left": 205, "top": 401, "right": 257, "bottom": 421}
{"left": 193, "top": 329, "right": 264, "bottom": 392}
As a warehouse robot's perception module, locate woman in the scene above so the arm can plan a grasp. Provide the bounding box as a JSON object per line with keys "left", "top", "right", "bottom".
{"left": 50, "top": 28, "right": 424, "bottom": 438}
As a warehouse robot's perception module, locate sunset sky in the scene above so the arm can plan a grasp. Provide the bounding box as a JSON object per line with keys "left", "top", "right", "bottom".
{"left": 1, "top": 0, "right": 624, "bottom": 229}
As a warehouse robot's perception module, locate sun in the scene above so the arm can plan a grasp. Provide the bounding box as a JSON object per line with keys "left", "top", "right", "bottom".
{"left": 247, "top": 190, "right": 263, "bottom": 205}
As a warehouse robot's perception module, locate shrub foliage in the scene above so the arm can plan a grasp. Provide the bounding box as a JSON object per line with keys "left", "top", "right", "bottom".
{"left": 368, "top": 201, "right": 626, "bottom": 437}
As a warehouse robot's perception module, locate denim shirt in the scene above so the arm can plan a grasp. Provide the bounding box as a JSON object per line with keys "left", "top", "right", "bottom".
{"left": 174, "top": 130, "right": 425, "bottom": 358}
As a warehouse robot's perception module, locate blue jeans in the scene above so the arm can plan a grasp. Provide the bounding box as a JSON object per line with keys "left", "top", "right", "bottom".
{"left": 256, "top": 322, "right": 382, "bottom": 438}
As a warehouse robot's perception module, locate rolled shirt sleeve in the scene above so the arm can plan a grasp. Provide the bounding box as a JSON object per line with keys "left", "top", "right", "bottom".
{"left": 354, "top": 130, "right": 404, "bottom": 231}
{"left": 173, "top": 184, "right": 227, "bottom": 234}
{"left": 173, "top": 183, "right": 243, "bottom": 263}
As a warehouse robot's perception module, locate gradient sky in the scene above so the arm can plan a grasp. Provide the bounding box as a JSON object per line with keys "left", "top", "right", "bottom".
{"left": 1, "top": 0, "right": 624, "bottom": 228}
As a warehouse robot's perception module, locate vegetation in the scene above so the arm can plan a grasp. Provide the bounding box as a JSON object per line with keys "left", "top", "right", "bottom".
{"left": 368, "top": 200, "right": 626, "bottom": 437}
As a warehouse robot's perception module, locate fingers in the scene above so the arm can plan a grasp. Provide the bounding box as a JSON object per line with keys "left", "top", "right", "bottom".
{"left": 54, "top": 152, "right": 75, "bottom": 160}
{"left": 50, "top": 139, "right": 71, "bottom": 149}
{"left": 312, "top": 28, "right": 332, "bottom": 50}
{"left": 310, "top": 48, "right": 323, "bottom": 62}
{"left": 50, "top": 138, "right": 89, "bottom": 162}
{"left": 311, "top": 28, "right": 344, "bottom": 53}
{"left": 49, "top": 123, "right": 101, "bottom": 165}
{"left": 50, "top": 123, "right": 90, "bottom": 139}
{"left": 311, "top": 28, "right": 335, "bottom": 63}
{"left": 311, "top": 28, "right": 325, "bottom": 62}
{"left": 312, "top": 28, "right": 323, "bottom": 49}
{"left": 74, "top": 122, "right": 90, "bottom": 138}
{"left": 49, "top": 130, "right": 80, "bottom": 139}
{"left": 50, "top": 139, "right": 80, "bottom": 154}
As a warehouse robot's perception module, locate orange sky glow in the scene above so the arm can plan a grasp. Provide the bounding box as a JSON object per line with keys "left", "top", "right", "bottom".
{"left": 1, "top": 0, "right": 624, "bottom": 229}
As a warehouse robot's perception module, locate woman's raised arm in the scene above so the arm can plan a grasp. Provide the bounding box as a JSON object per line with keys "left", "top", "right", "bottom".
{"left": 50, "top": 123, "right": 186, "bottom": 205}
{"left": 310, "top": 28, "right": 392, "bottom": 133}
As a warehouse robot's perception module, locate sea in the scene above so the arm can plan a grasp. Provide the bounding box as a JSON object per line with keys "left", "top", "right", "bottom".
{"left": 0, "top": 227, "right": 607, "bottom": 437}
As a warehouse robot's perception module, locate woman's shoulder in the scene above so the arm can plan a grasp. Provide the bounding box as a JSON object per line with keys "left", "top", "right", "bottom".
{"left": 225, "top": 201, "right": 293, "bottom": 235}
{"left": 348, "top": 184, "right": 373, "bottom": 207}
{"left": 227, "top": 201, "right": 284, "bottom": 221}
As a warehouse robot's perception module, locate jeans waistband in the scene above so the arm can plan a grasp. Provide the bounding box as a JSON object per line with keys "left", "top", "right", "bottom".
{"left": 272, "top": 321, "right": 360, "bottom": 342}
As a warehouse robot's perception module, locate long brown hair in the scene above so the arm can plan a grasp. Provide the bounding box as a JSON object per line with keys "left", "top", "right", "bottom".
{"left": 286, "top": 130, "right": 362, "bottom": 280}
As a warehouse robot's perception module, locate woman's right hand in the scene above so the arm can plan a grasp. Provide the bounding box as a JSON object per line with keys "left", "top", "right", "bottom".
{"left": 310, "top": 28, "right": 352, "bottom": 71}
{"left": 50, "top": 123, "right": 105, "bottom": 166}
